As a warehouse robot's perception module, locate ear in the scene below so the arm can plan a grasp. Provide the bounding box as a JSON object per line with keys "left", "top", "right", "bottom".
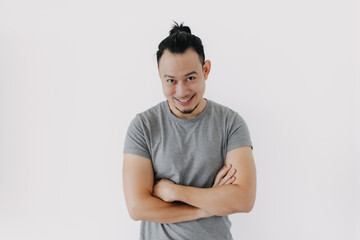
{"left": 202, "top": 60, "right": 211, "bottom": 80}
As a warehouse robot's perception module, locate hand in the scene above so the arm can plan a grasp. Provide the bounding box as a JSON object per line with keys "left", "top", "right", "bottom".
{"left": 212, "top": 164, "right": 237, "bottom": 187}
{"left": 153, "top": 179, "right": 176, "bottom": 202}
{"left": 201, "top": 165, "right": 237, "bottom": 219}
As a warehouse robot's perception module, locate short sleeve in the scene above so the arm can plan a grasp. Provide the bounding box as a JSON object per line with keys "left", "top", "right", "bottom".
{"left": 226, "top": 113, "right": 253, "bottom": 152}
{"left": 123, "top": 114, "right": 152, "bottom": 160}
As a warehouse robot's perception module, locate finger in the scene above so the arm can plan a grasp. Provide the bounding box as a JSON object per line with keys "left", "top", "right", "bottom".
{"left": 213, "top": 165, "right": 229, "bottom": 186}
{"left": 213, "top": 165, "right": 232, "bottom": 186}
{"left": 219, "top": 168, "right": 236, "bottom": 186}
{"left": 225, "top": 176, "right": 236, "bottom": 185}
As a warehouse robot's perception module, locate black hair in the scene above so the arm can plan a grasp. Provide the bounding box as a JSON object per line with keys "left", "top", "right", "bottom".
{"left": 156, "top": 21, "right": 205, "bottom": 66}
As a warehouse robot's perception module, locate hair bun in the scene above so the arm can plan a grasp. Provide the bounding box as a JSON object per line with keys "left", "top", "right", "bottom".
{"left": 169, "top": 21, "right": 191, "bottom": 35}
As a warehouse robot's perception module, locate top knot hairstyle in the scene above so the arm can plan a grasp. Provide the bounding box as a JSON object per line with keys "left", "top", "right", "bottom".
{"left": 156, "top": 21, "right": 205, "bottom": 66}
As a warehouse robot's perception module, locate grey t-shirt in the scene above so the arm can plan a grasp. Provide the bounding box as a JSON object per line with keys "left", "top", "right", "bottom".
{"left": 123, "top": 99, "right": 253, "bottom": 240}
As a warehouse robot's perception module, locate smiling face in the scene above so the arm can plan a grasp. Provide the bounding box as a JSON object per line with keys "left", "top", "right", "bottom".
{"left": 158, "top": 48, "right": 211, "bottom": 119}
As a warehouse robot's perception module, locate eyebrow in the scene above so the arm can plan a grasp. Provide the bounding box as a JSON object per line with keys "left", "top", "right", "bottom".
{"left": 163, "top": 71, "right": 198, "bottom": 78}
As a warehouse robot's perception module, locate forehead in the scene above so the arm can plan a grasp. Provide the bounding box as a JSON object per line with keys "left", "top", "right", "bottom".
{"left": 158, "top": 48, "right": 202, "bottom": 76}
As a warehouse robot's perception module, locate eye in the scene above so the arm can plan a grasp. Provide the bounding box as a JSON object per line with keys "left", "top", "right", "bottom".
{"left": 187, "top": 76, "right": 195, "bottom": 81}
{"left": 167, "top": 79, "right": 175, "bottom": 84}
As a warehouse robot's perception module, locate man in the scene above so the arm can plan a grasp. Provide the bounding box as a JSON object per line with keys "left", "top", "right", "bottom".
{"left": 123, "top": 22, "right": 256, "bottom": 239}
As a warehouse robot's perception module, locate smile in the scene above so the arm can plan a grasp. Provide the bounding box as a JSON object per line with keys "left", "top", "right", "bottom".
{"left": 175, "top": 95, "right": 195, "bottom": 105}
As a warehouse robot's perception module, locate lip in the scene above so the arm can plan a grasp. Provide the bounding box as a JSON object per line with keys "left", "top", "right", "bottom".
{"left": 175, "top": 95, "right": 195, "bottom": 106}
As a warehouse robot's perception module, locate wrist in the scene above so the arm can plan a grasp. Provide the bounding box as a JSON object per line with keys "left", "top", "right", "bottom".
{"left": 198, "top": 208, "right": 212, "bottom": 219}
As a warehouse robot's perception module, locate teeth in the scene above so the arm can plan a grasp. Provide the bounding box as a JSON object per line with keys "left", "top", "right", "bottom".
{"left": 178, "top": 97, "right": 191, "bottom": 102}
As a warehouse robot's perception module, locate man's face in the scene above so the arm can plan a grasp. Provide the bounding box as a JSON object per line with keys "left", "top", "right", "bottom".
{"left": 158, "top": 48, "right": 211, "bottom": 119}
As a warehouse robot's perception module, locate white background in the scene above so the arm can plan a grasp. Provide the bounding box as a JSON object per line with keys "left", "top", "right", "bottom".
{"left": 1, "top": 0, "right": 359, "bottom": 239}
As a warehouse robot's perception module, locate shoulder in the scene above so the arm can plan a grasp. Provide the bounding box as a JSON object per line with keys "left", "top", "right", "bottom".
{"left": 207, "top": 100, "right": 253, "bottom": 150}
{"left": 208, "top": 99, "right": 236, "bottom": 114}
{"left": 207, "top": 100, "right": 250, "bottom": 135}
{"left": 207, "top": 99, "right": 243, "bottom": 121}
{"left": 137, "top": 101, "right": 165, "bottom": 120}
{"left": 129, "top": 101, "right": 167, "bottom": 129}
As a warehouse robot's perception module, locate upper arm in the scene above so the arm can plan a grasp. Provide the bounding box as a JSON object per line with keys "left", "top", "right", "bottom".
{"left": 123, "top": 114, "right": 155, "bottom": 218}
{"left": 225, "top": 146, "right": 257, "bottom": 210}
{"left": 123, "top": 153, "right": 154, "bottom": 218}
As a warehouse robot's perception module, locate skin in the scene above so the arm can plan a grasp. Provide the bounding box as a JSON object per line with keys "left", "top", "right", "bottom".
{"left": 123, "top": 47, "right": 256, "bottom": 223}
{"left": 123, "top": 153, "right": 237, "bottom": 223}
{"left": 153, "top": 164, "right": 237, "bottom": 202}
{"left": 152, "top": 146, "right": 256, "bottom": 216}
{"left": 158, "top": 48, "right": 211, "bottom": 120}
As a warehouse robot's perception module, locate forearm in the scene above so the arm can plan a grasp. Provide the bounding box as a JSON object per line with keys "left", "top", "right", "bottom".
{"left": 128, "top": 195, "right": 211, "bottom": 224}
{"left": 173, "top": 184, "right": 254, "bottom": 216}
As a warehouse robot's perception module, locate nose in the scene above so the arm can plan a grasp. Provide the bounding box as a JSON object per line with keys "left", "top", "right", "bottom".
{"left": 176, "top": 81, "right": 190, "bottom": 98}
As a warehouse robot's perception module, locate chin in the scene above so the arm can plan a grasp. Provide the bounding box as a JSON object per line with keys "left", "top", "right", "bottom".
{"left": 179, "top": 103, "right": 200, "bottom": 114}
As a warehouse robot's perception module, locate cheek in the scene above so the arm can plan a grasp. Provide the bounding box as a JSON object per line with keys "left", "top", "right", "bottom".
{"left": 162, "top": 85, "right": 174, "bottom": 97}
{"left": 194, "top": 82, "right": 205, "bottom": 94}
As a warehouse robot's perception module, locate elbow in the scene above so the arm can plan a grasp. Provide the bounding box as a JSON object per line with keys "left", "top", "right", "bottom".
{"left": 126, "top": 201, "right": 145, "bottom": 221}
{"left": 127, "top": 206, "right": 141, "bottom": 221}
{"left": 215, "top": 200, "right": 255, "bottom": 216}
{"left": 125, "top": 194, "right": 155, "bottom": 221}
{"left": 230, "top": 202, "right": 253, "bottom": 214}
{"left": 233, "top": 191, "right": 256, "bottom": 213}
{"left": 129, "top": 212, "right": 141, "bottom": 221}
{"left": 242, "top": 202, "right": 255, "bottom": 213}
{"left": 231, "top": 201, "right": 254, "bottom": 214}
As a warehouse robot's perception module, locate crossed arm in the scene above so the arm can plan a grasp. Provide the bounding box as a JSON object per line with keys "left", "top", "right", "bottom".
{"left": 122, "top": 146, "right": 256, "bottom": 224}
